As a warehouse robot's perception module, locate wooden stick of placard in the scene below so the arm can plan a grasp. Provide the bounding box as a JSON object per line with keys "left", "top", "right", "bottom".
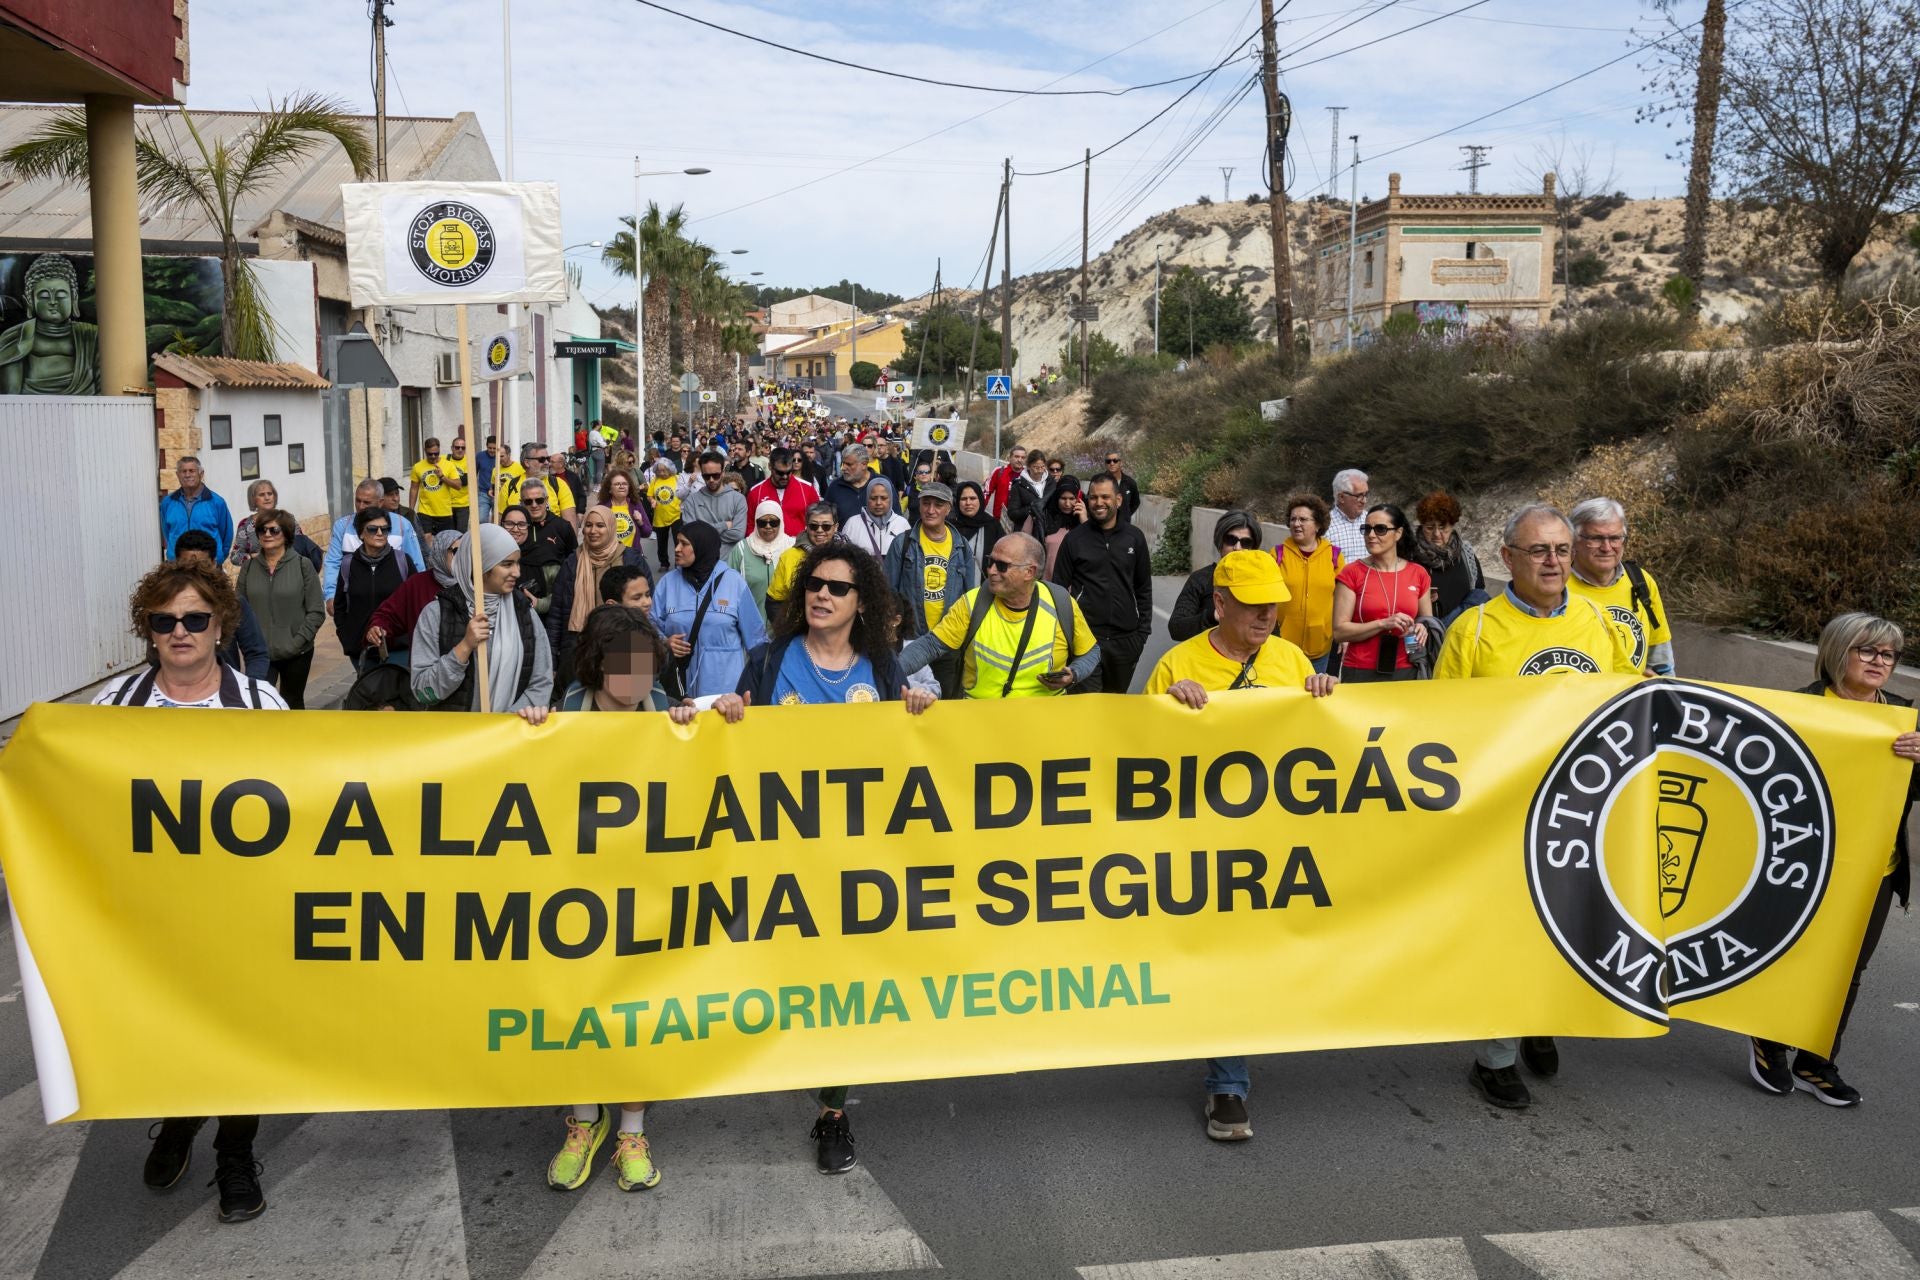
{"left": 455, "top": 304, "right": 491, "bottom": 712}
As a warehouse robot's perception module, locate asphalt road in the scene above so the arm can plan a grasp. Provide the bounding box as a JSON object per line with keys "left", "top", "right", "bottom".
{"left": 3, "top": 577, "right": 1918, "bottom": 1279}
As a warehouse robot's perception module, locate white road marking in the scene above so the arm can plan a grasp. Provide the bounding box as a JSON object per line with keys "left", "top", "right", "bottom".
{"left": 1078, "top": 1235, "right": 1474, "bottom": 1279}
{"left": 0, "top": 1080, "right": 87, "bottom": 1280}
{"left": 1487, "top": 1210, "right": 1920, "bottom": 1278}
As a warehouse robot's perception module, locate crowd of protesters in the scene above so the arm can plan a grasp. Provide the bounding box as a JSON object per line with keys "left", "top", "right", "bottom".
{"left": 95, "top": 401, "right": 1920, "bottom": 1221}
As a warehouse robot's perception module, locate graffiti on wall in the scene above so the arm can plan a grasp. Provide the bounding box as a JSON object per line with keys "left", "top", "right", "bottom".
{"left": 0, "top": 253, "right": 223, "bottom": 395}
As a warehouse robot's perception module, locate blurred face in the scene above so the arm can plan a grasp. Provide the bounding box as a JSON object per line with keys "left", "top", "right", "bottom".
{"left": 805, "top": 513, "right": 837, "bottom": 547}
{"left": 1028, "top": 456, "right": 1048, "bottom": 479}
{"left": 1105, "top": 453, "right": 1123, "bottom": 476}
{"left": 1501, "top": 513, "right": 1574, "bottom": 605}
{"left": 1335, "top": 479, "right": 1369, "bottom": 518}
{"left": 1574, "top": 516, "right": 1626, "bottom": 582}
{"left": 1220, "top": 525, "right": 1257, "bottom": 554}
{"left": 176, "top": 549, "right": 214, "bottom": 569}
{"left": 920, "top": 497, "right": 950, "bottom": 532}
{"left": 149, "top": 585, "right": 219, "bottom": 672}
{"left": 524, "top": 488, "right": 548, "bottom": 518}
{"left": 425, "top": 441, "right": 441, "bottom": 461}
{"left": 601, "top": 641, "right": 658, "bottom": 708}
{"left": 618, "top": 575, "right": 653, "bottom": 612}
{"left": 674, "top": 534, "right": 695, "bottom": 567}
{"left": 582, "top": 508, "right": 615, "bottom": 551}
{"left": 528, "top": 449, "right": 550, "bottom": 474}
{"left": 1214, "top": 588, "right": 1278, "bottom": 651}
{"left": 252, "top": 484, "right": 278, "bottom": 511}
{"left": 176, "top": 460, "right": 203, "bottom": 492}
{"left": 867, "top": 483, "right": 892, "bottom": 517}
{"left": 256, "top": 516, "right": 287, "bottom": 549}
{"left": 381, "top": 491, "right": 400, "bottom": 511}
{"left": 483, "top": 553, "right": 520, "bottom": 595}
{"left": 1842, "top": 636, "right": 1898, "bottom": 695}
{"left": 501, "top": 513, "right": 529, "bottom": 543}
{"left": 804, "top": 558, "right": 860, "bottom": 633}
{"left": 774, "top": 454, "right": 793, "bottom": 477}
{"left": 958, "top": 489, "right": 982, "bottom": 518}
{"left": 359, "top": 516, "right": 391, "bottom": 549}
{"left": 914, "top": 466, "right": 932, "bottom": 486}
{"left": 1424, "top": 519, "right": 1455, "bottom": 546}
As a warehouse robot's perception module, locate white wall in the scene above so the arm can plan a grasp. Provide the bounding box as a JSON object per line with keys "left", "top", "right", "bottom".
{"left": 194, "top": 386, "right": 329, "bottom": 529}
{"left": 1397, "top": 236, "right": 1547, "bottom": 305}
{"left": 253, "top": 257, "right": 320, "bottom": 368}
{"left": 0, "top": 397, "right": 159, "bottom": 717}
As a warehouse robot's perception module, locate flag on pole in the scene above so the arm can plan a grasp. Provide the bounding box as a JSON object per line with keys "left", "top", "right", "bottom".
{"left": 471, "top": 326, "right": 531, "bottom": 382}
{"left": 341, "top": 181, "right": 566, "bottom": 308}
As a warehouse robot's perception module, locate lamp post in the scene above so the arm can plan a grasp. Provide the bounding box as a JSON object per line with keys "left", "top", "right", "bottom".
{"left": 563, "top": 239, "right": 604, "bottom": 253}
{"left": 634, "top": 162, "right": 710, "bottom": 442}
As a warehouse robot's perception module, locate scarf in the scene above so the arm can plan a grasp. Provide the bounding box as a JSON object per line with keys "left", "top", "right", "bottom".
{"left": 950, "top": 481, "right": 999, "bottom": 540}
{"left": 680, "top": 521, "right": 722, "bottom": 590}
{"left": 458, "top": 524, "right": 525, "bottom": 712}
{"left": 427, "top": 530, "right": 463, "bottom": 588}
{"left": 742, "top": 498, "right": 795, "bottom": 567}
{"left": 1413, "top": 527, "right": 1465, "bottom": 573}
{"left": 569, "top": 531, "right": 624, "bottom": 633}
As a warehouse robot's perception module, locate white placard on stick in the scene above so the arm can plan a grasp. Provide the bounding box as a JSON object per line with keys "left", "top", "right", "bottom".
{"left": 342, "top": 181, "right": 566, "bottom": 308}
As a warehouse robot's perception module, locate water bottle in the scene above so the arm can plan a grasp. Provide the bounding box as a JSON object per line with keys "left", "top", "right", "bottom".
{"left": 1403, "top": 629, "right": 1419, "bottom": 661}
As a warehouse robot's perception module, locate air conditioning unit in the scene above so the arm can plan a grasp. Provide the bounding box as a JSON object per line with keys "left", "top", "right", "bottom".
{"left": 435, "top": 352, "right": 459, "bottom": 385}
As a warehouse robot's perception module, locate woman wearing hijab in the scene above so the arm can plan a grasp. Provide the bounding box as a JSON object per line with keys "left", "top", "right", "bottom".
{"left": 1168, "top": 510, "right": 1261, "bottom": 642}
{"left": 412, "top": 523, "right": 554, "bottom": 720}
{"left": 367, "top": 528, "right": 462, "bottom": 661}
{"left": 948, "top": 481, "right": 999, "bottom": 591}
{"left": 334, "top": 504, "right": 413, "bottom": 670}
{"left": 729, "top": 498, "right": 794, "bottom": 617}
{"left": 548, "top": 507, "right": 653, "bottom": 701}
{"left": 843, "top": 475, "right": 908, "bottom": 558}
{"left": 653, "top": 521, "right": 767, "bottom": 699}
{"left": 1042, "top": 475, "right": 1084, "bottom": 576}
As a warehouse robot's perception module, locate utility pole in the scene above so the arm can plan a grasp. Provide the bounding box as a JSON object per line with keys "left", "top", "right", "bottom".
{"left": 371, "top": 0, "right": 393, "bottom": 181}
{"left": 1220, "top": 166, "right": 1234, "bottom": 203}
{"left": 1458, "top": 144, "right": 1492, "bottom": 194}
{"left": 850, "top": 283, "right": 858, "bottom": 389}
{"left": 1080, "top": 147, "right": 1091, "bottom": 387}
{"left": 999, "top": 157, "right": 1013, "bottom": 383}
{"left": 1345, "top": 135, "right": 1359, "bottom": 351}
{"left": 1257, "top": 0, "right": 1293, "bottom": 362}
{"left": 1327, "top": 107, "right": 1345, "bottom": 190}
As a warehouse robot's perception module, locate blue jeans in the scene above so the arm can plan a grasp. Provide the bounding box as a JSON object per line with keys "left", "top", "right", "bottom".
{"left": 1310, "top": 651, "right": 1333, "bottom": 675}
{"left": 1205, "top": 1057, "right": 1249, "bottom": 1098}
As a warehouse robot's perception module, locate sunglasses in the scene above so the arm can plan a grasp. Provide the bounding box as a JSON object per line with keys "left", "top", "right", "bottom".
{"left": 702, "top": 473, "right": 723, "bottom": 482}
{"left": 149, "top": 611, "right": 213, "bottom": 635}
{"left": 363, "top": 524, "right": 391, "bottom": 535}
{"left": 1362, "top": 524, "right": 1399, "bottom": 536}
{"left": 803, "top": 575, "right": 857, "bottom": 598}
{"left": 806, "top": 522, "right": 836, "bottom": 532}
{"left": 1106, "top": 457, "right": 1121, "bottom": 464}
{"left": 527, "top": 497, "right": 548, "bottom": 505}
{"left": 756, "top": 518, "right": 781, "bottom": 528}
{"left": 257, "top": 523, "right": 284, "bottom": 535}
{"left": 986, "top": 557, "right": 1027, "bottom": 574}
{"left": 1221, "top": 534, "right": 1257, "bottom": 549}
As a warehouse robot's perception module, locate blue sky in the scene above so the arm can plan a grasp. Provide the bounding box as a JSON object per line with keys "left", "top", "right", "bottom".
{"left": 188, "top": 0, "right": 1697, "bottom": 306}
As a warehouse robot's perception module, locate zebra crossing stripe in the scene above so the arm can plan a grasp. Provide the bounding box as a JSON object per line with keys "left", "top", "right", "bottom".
{"left": 1486, "top": 1210, "right": 1920, "bottom": 1278}
{"left": 0, "top": 1080, "right": 88, "bottom": 1280}
{"left": 1077, "top": 1235, "right": 1474, "bottom": 1279}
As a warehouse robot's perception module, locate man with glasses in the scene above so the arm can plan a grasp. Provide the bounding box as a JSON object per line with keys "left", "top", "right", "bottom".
{"left": 1326, "top": 468, "right": 1371, "bottom": 564}
{"left": 445, "top": 435, "right": 472, "bottom": 531}
{"left": 747, "top": 446, "right": 821, "bottom": 536}
{"left": 899, "top": 532, "right": 1101, "bottom": 698}
{"left": 523, "top": 442, "right": 580, "bottom": 531}
{"left": 682, "top": 451, "right": 749, "bottom": 547}
{"left": 1103, "top": 451, "right": 1141, "bottom": 523}
{"left": 520, "top": 479, "right": 579, "bottom": 563}
{"left": 1435, "top": 503, "right": 1637, "bottom": 1112}
{"left": 324, "top": 479, "right": 425, "bottom": 617}
{"left": 409, "top": 437, "right": 459, "bottom": 536}
{"left": 1567, "top": 496, "right": 1673, "bottom": 676}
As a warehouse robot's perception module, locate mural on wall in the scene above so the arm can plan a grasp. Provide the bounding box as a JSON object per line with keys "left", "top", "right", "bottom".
{"left": 0, "top": 253, "right": 224, "bottom": 395}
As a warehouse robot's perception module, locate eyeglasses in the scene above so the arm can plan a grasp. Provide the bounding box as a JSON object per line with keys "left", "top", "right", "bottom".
{"left": 1343, "top": 489, "right": 1370, "bottom": 501}
{"left": 1286, "top": 515, "right": 1315, "bottom": 525}
{"left": 258, "top": 524, "right": 284, "bottom": 537}
{"left": 502, "top": 520, "right": 529, "bottom": 530}
{"left": 1105, "top": 457, "right": 1121, "bottom": 464}
{"left": 1852, "top": 646, "right": 1900, "bottom": 666}
{"left": 1361, "top": 523, "right": 1399, "bottom": 536}
{"left": 1221, "top": 534, "right": 1257, "bottom": 549}
{"left": 985, "top": 557, "right": 1029, "bottom": 575}
{"left": 701, "top": 472, "right": 723, "bottom": 482}
{"left": 148, "top": 611, "right": 213, "bottom": 635}
{"left": 803, "top": 575, "right": 857, "bottom": 598}
{"left": 1507, "top": 542, "right": 1572, "bottom": 562}
{"left": 806, "top": 521, "right": 836, "bottom": 533}
{"left": 363, "top": 524, "right": 390, "bottom": 535}
{"left": 757, "top": 518, "right": 781, "bottom": 528}
{"left": 1578, "top": 533, "right": 1626, "bottom": 546}
{"left": 527, "top": 497, "right": 548, "bottom": 505}
{"left": 1048, "top": 465, "right": 1064, "bottom": 474}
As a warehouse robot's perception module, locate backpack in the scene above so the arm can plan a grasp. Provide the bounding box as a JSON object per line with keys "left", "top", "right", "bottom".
{"left": 110, "top": 663, "right": 269, "bottom": 709}
{"left": 1622, "top": 560, "right": 1661, "bottom": 630}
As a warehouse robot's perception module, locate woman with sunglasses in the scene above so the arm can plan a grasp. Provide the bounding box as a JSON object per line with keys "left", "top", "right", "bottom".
{"left": 767, "top": 502, "right": 842, "bottom": 606}
{"left": 1169, "top": 510, "right": 1262, "bottom": 642}
{"left": 1330, "top": 503, "right": 1432, "bottom": 683}
{"left": 1745, "top": 612, "right": 1920, "bottom": 1107}
{"left": 235, "top": 509, "right": 325, "bottom": 707}
{"left": 98, "top": 559, "right": 279, "bottom": 1223}
{"left": 707, "top": 542, "right": 933, "bottom": 1175}
{"left": 333, "top": 505, "right": 411, "bottom": 672}
{"left": 1276, "top": 495, "right": 1345, "bottom": 673}
{"left": 729, "top": 499, "right": 795, "bottom": 617}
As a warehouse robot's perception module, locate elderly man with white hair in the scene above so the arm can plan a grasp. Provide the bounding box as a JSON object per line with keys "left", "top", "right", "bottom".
{"left": 1326, "top": 468, "right": 1371, "bottom": 564}
{"left": 1567, "top": 496, "right": 1674, "bottom": 676}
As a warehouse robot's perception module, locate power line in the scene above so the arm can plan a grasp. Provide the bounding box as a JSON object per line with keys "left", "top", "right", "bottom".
{"left": 1280, "top": 0, "right": 1491, "bottom": 72}
{"left": 629, "top": 0, "right": 1240, "bottom": 97}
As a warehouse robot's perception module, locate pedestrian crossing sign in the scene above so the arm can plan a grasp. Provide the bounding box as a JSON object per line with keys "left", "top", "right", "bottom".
{"left": 985, "top": 375, "right": 1012, "bottom": 400}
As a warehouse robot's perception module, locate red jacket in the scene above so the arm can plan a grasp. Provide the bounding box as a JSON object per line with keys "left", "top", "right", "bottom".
{"left": 367, "top": 568, "right": 440, "bottom": 648}
{"left": 745, "top": 474, "right": 821, "bottom": 536}
{"left": 987, "top": 465, "right": 1016, "bottom": 519}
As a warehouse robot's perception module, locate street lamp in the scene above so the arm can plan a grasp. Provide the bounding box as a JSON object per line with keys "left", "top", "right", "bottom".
{"left": 634, "top": 162, "right": 711, "bottom": 440}
{"left": 563, "top": 239, "right": 604, "bottom": 253}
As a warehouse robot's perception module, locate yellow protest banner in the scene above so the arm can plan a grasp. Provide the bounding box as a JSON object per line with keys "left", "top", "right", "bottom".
{"left": 0, "top": 677, "right": 1907, "bottom": 1122}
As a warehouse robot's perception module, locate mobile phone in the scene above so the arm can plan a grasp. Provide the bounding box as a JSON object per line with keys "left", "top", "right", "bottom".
{"left": 1039, "top": 669, "right": 1071, "bottom": 687}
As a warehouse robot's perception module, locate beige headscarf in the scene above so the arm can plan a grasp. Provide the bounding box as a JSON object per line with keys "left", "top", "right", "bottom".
{"left": 569, "top": 513, "right": 624, "bottom": 633}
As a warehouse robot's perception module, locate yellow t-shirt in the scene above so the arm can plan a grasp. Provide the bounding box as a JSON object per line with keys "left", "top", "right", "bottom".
{"left": 544, "top": 474, "right": 577, "bottom": 516}
{"left": 495, "top": 462, "right": 526, "bottom": 509}
{"left": 918, "top": 525, "right": 954, "bottom": 631}
{"left": 931, "top": 587, "right": 1095, "bottom": 698}
{"left": 442, "top": 456, "right": 470, "bottom": 509}
{"left": 1434, "top": 591, "right": 1639, "bottom": 680}
{"left": 1569, "top": 567, "right": 1671, "bottom": 672}
{"left": 410, "top": 459, "right": 454, "bottom": 518}
{"left": 609, "top": 502, "right": 638, "bottom": 547}
{"left": 646, "top": 476, "right": 682, "bottom": 527}
{"left": 1145, "top": 630, "right": 1316, "bottom": 694}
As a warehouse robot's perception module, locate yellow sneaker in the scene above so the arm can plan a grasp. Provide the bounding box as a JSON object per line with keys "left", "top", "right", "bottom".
{"left": 546, "top": 1111, "right": 611, "bottom": 1191}
{"left": 612, "top": 1131, "right": 662, "bottom": 1191}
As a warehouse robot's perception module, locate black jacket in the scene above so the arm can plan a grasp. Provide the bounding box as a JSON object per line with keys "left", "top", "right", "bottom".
{"left": 1005, "top": 474, "right": 1056, "bottom": 536}
{"left": 1105, "top": 471, "right": 1142, "bottom": 521}
{"left": 546, "top": 547, "right": 655, "bottom": 648}
{"left": 334, "top": 550, "right": 410, "bottom": 658}
{"left": 1801, "top": 680, "right": 1916, "bottom": 907}
{"left": 1052, "top": 519, "right": 1153, "bottom": 641}
{"left": 1168, "top": 563, "right": 1218, "bottom": 642}
{"left": 735, "top": 636, "right": 905, "bottom": 706}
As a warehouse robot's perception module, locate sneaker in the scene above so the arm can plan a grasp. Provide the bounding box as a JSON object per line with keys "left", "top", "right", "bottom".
{"left": 1205, "top": 1093, "right": 1252, "bottom": 1141}
{"left": 1469, "top": 1062, "right": 1531, "bottom": 1110}
{"left": 1791, "top": 1053, "right": 1862, "bottom": 1107}
{"left": 1520, "top": 1036, "right": 1560, "bottom": 1077}
{"left": 143, "top": 1118, "right": 206, "bottom": 1191}
{"left": 211, "top": 1152, "right": 265, "bottom": 1223}
{"left": 547, "top": 1111, "right": 613, "bottom": 1190}
{"left": 810, "top": 1109, "right": 856, "bottom": 1175}
{"left": 1749, "top": 1038, "right": 1793, "bottom": 1096}
{"left": 612, "top": 1131, "right": 662, "bottom": 1191}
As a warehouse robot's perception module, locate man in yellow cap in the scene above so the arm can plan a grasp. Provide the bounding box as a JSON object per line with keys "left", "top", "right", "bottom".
{"left": 1142, "top": 548, "right": 1336, "bottom": 1141}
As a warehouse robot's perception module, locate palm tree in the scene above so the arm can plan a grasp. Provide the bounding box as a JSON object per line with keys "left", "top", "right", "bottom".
{"left": 605, "top": 202, "right": 696, "bottom": 429}
{"left": 1648, "top": 0, "right": 1728, "bottom": 323}
{"left": 2, "top": 93, "right": 373, "bottom": 361}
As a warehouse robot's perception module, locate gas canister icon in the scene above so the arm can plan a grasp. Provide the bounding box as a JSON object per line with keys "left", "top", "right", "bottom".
{"left": 1656, "top": 770, "right": 1709, "bottom": 918}
{"left": 438, "top": 221, "right": 466, "bottom": 265}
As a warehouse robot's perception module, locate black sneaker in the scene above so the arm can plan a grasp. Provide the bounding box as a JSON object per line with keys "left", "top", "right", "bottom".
{"left": 1469, "top": 1062, "right": 1531, "bottom": 1110}
{"left": 143, "top": 1118, "right": 206, "bottom": 1190}
{"left": 1791, "top": 1053, "right": 1862, "bottom": 1107}
{"left": 1205, "top": 1093, "right": 1252, "bottom": 1141}
{"left": 1749, "top": 1038, "right": 1793, "bottom": 1096}
{"left": 810, "top": 1109, "right": 856, "bottom": 1175}
{"left": 211, "top": 1152, "right": 266, "bottom": 1223}
{"left": 1520, "top": 1036, "right": 1559, "bottom": 1077}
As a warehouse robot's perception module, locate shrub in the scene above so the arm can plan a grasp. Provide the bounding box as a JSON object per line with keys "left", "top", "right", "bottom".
{"left": 1567, "top": 253, "right": 1607, "bottom": 288}
{"left": 849, "top": 361, "right": 881, "bottom": 389}
{"left": 1612, "top": 230, "right": 1633, "bottom": 242}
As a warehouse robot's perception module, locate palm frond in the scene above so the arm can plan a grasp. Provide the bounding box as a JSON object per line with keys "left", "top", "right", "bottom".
{"left": 223, "top": 258, "right": 284, "bottom": 362}
{"left": 0, "top": 108, "right": 92, "bottom": 182}
{"left": 235, "top": 92, "right": 374, "bottom": 197}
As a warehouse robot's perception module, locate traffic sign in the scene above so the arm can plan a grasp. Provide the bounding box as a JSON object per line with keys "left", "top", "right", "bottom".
{"left": 679, "top": 372, "right": 701, "bottom": 392}
{"left": 1068, "top": 304, "right": 1100, "bottom": 322}
{"left": 554, "top": 339, "right": 619, "bottom": 359}
{"left": 698, "top": 390, "right": 718, "bottom": 403}
{"left": 984, "top": 375, "right": 1012, "bottom": 401}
